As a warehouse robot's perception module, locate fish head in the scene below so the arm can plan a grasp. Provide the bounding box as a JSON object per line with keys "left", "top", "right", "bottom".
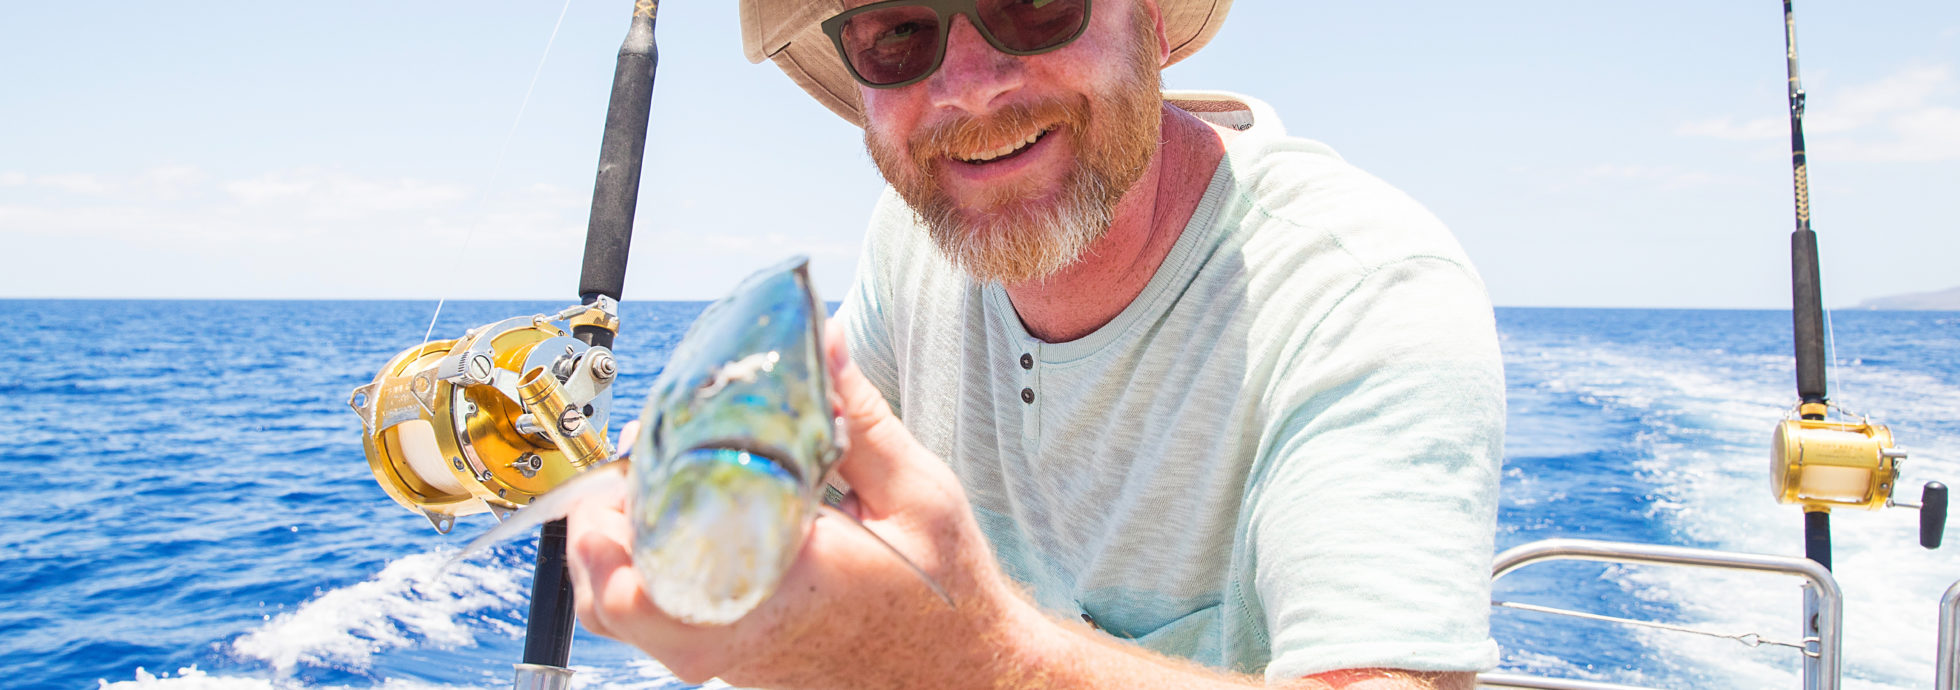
{"left": 628, "top": 256, "right": 839, "bottom": 625}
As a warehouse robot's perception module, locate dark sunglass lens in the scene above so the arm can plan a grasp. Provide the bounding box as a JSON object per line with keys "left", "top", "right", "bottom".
{"left": 839, "top": 6, "right": 943, "bottom": 85}
{"left": 980, "top": 0, "right": 1088, "bottom": 53}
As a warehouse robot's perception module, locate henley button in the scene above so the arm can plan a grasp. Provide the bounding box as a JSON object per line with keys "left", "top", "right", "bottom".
{"left": 1020, "top": 353, "right": 1033, "bottom": 369}
{"left": 1020, "top": 388, "right": 1035, "bottom": 404}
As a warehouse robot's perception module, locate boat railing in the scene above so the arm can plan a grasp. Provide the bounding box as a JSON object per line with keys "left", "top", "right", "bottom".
{"left": 1476, "top": 538, "right": 1842, "bottom": 690}
{"left": 1939, "top": 580, "right": 1960, "bottom": 689}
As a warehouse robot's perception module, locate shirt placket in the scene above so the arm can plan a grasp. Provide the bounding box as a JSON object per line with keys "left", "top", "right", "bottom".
{"left": 1017, "top": 336, "right": 1041, "bottom": 443}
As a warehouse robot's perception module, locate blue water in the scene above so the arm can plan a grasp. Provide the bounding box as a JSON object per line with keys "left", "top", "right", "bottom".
{"left": 3, "top": 301, "right": 1957, "bottom": 689}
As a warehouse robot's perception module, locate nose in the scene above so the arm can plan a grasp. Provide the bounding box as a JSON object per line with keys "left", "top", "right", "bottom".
{"left": 926, "top": 14, "right": 1023, "bottom": 114}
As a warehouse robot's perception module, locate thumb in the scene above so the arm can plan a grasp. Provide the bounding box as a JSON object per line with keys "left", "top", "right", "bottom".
{"left": 824, "top": 320, "right": 939, "bottom": 515}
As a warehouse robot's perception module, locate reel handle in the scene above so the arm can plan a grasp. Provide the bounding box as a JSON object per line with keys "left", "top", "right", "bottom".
{"left": 1922, "top": 482, "right": 1948, "bottom": 550}
{"left": 1895, "top": 481, "right": 1948, "bottom": 549}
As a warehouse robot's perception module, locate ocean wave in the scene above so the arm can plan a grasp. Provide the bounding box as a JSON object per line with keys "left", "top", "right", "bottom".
{"left": 98, "top": 665, "right": 481, "bottom": 690}
{"left": 228, "top": 551, "right": 527, "bottom": 676}
{"left": 1505, "top": 332, "right": 1958, "bottom": 688}
{"left": 97, "top": 660, "right": 713, "bottom": 690}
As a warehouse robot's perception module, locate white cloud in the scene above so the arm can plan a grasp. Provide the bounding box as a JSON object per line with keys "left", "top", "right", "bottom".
{"left": 1834, "top": 65, "right": 1952, "bottom": 123}
{"left": 1674, "top": 117, "right": 1786, "bottom": 141}
{"left": 137, "top": 165, "right": 208, "bottom": 200}
{"left": 1676, "top": 64, "right": 1960, "bottom": 162}
{"left": 645, "top": 228, "right": 857, "bottom": 262}
{"left": 0, "top": 165, "right": 868, "bottom": 299}
{"left": 221, "top": 169, "right": 471, "bottom": 222}
{"left": 0, "top": 166, "right": 570, "bottom": 247}
{"left": 521, "top": 182, "right": 586, "bottom": 209}
{"left": 1833, "top": 104, "right": 1960, "bottom": 162}
{"left": 220, "top": 176, "right": 313, "bottom": 205}
{"left": 1580, "top": 164, "right": 1750, "bottom": 190}
{"left": 0, "top": 166, "right": 216, "bottom": 200}
{"left": 36, "top": 172, "right": 115, "bottom": 195}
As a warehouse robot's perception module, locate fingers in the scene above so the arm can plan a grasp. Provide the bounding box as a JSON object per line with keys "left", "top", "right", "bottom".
{"left": 565, "top": 493, "right": 635, "bottom": 640}
{"left": 610, "top": 419, "right": 641, "bottom": 463}
{"left": 567, "top": 491, "right": 681, "bottom": 646}
{"left": 824, "top": 320, "right": 887, "bottom": 436}
{"left": 823, "top": 321, "right": 936, "bottom": 516}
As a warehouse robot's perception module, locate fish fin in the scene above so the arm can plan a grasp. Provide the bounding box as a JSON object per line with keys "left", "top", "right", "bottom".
{"left": 818, "top": 504, "right": 955, "bottom": 609}
{"left": 442, "top": 462, "right": 630, "bottom": 572}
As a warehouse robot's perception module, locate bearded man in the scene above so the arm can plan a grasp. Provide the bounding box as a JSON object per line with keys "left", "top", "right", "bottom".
{"left": 565, "top": 1, "right": 1505, "bottom": 688}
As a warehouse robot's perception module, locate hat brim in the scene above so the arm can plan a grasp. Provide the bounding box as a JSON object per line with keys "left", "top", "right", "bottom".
{"left": 740, "top": 0, "right": 1234, "bottom": 126}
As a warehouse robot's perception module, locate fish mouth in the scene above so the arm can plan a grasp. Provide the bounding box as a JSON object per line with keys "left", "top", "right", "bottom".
{"left": 634, "top": 444, "right": 812, "bottom": 625}
{"left": 675, "top": 439, "right": 806, "bottom": 484}
{"left": 949, "top": 125, "right": 1059, "bottom": 165}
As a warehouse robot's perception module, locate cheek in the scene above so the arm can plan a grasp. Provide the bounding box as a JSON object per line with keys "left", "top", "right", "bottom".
{"left": 860, "top": 89, "right": 918, "bottom": 139}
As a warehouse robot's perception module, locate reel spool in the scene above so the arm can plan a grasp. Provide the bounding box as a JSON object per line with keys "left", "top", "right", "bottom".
{"left": 1770, "top": 402, "right": 1947, "bottom": 549}
{"left": 349, "top": 301, "right": 621, "bottom": 533}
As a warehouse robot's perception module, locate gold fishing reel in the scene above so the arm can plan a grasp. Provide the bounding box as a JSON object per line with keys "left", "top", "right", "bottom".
{"left": 1771, "top": 402, "right": 1948, "bottom": 548}
{"left": 349, "top": 299, "right": 621, "bottom": 533}
{"left": 1770, "top": 403, "right": 1902, "bottom": 511}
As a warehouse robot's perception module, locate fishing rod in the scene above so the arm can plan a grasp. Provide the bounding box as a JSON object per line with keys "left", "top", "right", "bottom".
{"left": 348, "top": 2, "right": 658, "bottom": 688}
{"left": 526, "top": 1, "right": 657, "bottom": 683}
{"left": 1765, "top": 0, "right": 1944, "bottom": 573}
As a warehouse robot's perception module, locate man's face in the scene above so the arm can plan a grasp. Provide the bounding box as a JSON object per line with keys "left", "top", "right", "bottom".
{"left": 858, "top": 0, "right": 1165, "bottom": 285}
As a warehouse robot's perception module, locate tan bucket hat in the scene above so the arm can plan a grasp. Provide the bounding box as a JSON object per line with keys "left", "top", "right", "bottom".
{"left": 739, "top": 0, "right": 1234, "bottom": 125}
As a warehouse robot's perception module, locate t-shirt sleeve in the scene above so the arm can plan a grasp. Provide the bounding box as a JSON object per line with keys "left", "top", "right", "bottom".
{"left": 1250, "top": 256, "right": 1505, "bottom": 682}
{"left": 834, "top": 189, "right": 907, "bottom": 418}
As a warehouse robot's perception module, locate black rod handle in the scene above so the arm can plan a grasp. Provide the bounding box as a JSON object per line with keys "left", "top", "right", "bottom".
{"left": 1792, "top": 229, "right": 1828, "bottom": 408}
{"left": 577, "top": 3, "right": 659, "bottom": 303}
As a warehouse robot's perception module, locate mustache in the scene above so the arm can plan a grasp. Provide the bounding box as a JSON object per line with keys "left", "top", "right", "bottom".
{"left": 907, "top": 98, "right": 1089, "bottom": 170}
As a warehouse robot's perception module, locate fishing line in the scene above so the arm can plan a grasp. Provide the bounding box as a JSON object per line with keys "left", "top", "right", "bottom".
{"left": 419, "top": 0, "right": 578, "bottom": 350}
{"left": 1824, "top": 306, "right": 1844, "bottom": 414}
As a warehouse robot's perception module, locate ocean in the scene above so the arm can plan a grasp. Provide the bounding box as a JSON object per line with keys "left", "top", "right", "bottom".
{"left": 4, "top": 300, "right": 1956, "bottom": 689}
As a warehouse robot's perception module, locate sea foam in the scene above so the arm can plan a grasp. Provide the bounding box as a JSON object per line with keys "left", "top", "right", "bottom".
{"left": 229, "top": 551, "right": 527, "bottom": 675}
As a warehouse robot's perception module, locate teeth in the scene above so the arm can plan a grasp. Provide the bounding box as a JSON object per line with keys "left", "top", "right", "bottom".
{"left": 956, "top": 128, "right": 1049, "bottom": 163}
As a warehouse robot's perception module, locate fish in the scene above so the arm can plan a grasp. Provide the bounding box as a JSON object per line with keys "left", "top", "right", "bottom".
{"left": 451, "top": 256, "right": 947, "bottom": 625}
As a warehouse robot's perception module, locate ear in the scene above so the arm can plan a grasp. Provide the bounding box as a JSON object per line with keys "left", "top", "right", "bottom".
{"left": 1145, "top": 0, "right": 1170, "bottom": 67}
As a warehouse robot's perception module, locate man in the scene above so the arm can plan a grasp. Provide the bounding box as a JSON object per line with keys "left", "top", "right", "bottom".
{"left": 567, "top": 1, "right": 1504, "bottom": 687}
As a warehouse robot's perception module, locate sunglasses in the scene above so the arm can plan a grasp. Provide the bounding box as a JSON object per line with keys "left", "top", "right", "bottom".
{"left": 822, "top": 0, "right": 1093, "bottom": 89}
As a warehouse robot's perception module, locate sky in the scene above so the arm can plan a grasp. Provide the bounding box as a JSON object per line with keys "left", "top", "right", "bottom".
{"left": 2, "top": 1, "right": 1956, "bottom": 308}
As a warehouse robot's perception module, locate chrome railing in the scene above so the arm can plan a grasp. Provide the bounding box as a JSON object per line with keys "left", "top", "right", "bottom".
{"left": 1939, "top": 580, "right": 1960, "bottom": 689}
{"left": 1479, "top": 539, "right": 1842, "bottom": 690}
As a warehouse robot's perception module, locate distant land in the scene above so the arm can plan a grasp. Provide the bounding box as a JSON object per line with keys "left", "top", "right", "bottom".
{"left": 1852, "top": 285, "right": 1960, "bottom": 311}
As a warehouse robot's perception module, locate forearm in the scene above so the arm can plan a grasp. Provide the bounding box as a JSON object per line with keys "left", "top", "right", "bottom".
{"left": 999, "top": 601, "right": 1472, "bottom": 690}
{"left": 1011, "top": 608, "right": 1255, "bottom": 689}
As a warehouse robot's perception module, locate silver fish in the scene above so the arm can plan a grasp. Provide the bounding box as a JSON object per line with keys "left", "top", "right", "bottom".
{"left": 453, "top": 256, "right": 945, "bottom": 625}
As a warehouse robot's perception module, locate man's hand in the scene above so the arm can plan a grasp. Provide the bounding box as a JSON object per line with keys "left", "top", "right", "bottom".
{"left": 564, "top": 321, "right": 1052, "bottom": 688}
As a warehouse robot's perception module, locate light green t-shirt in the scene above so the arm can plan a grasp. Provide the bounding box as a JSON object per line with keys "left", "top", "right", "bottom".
{"left": 836, "top": 92, "right": 1503, "bottom": 682}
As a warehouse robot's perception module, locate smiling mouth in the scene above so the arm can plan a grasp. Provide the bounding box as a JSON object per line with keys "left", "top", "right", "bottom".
{"left": 950, "top": 126, "right": 1057, "bottom": 165}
